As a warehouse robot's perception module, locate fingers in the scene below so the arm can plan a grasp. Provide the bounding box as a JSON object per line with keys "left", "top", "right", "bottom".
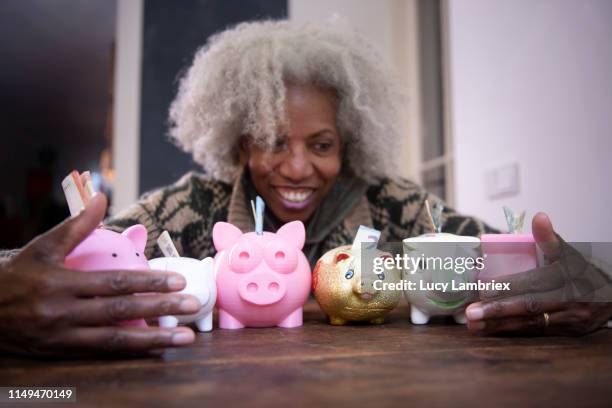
{"left": 71, "top": 293, "right": 201, "bottom": 325}
{"left": 466, "top": 294, "right": 567, "bottom": 321}
{"left": 64, "top": 269, "right": 187, "bottom": 296}
{"left": 26, "top": 193, "right": 108, "bottom": 262}
{"left": 45, "top": 326, "right": 196, "bottom": 354}
{"left": 479, "top": 263, "right": 567, "bottom": 300}
{"left": 532, "top": 212, "right": 561, "bottom": 262}
{"left": 467, "top": 304, "right": 596, "bottom": 335}
{"left": 467, "top": 314, "right": 549, "bottom": 334}
{"left": 479, "top": 253, "right": 597, "bottom": 304}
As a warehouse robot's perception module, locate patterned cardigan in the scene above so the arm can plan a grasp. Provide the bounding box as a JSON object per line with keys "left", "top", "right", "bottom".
{"left": 99, "top": 172, "right": 497, "bottom": 263}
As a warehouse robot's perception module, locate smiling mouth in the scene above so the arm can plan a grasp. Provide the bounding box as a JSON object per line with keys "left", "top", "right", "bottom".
{"left": 274, "top": 187, "right": 315, "bottom": 203}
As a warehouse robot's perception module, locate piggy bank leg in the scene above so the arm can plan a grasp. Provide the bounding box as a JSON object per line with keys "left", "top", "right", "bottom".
{"left": 195, "top": 312, "right": 213, "bottom": 332}
{"left": 453, "top": 311, "right": 467, "bottom": 324}
{"left": 159, "top": 315, "right": 179, "bottom": 328}
{"left": 370, "top": 317, "right": 385, "bottom": 325}
{"left": 329, "top": 316, "right": 347, "bottom": 326}
{"left": 410, "top": 306, "right": 430, "bottom": 325}
{"left": 219, "top": 309, "right": 245, "bottom": 329}
{"left": 278, "top": 308, "right": 303, "bottom": 328}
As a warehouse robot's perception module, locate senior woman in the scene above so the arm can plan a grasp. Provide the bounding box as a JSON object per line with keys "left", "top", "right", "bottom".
{"left": 104, "top": 21, "right": 493, "bottom": 266}
{"left": 0, "top": 20, "right": 610, "bottom": 357}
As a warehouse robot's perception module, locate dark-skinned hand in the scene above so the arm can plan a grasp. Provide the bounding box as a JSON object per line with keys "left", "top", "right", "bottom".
{"left": 466, "top": 212, "right": 612, "bottom": 335}
{"left": 0, "top": 193, "right": 202, "bottom": 357}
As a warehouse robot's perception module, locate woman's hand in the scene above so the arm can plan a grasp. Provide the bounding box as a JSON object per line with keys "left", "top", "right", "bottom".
{"left": 466, "top": 213, "right": 612, "bottom": 335}
{"left": 0, "top": 194, "right": 202, "bottom": 357}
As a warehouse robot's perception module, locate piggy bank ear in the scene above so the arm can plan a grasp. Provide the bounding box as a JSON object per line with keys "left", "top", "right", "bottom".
{"left": 212, "top": 222, "right": 243, "bottom": 251}
{"left": 276, "top": 221, "right": 305, "bottom": 250}
{"left": 335, "top": 250, "right": 351, "bottom": 264}
{"left": 122, "top": 225, "right": 148, "bottom": 253}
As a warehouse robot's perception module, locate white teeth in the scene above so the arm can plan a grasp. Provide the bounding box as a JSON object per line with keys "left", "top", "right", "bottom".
{"left": 278, "top": 189, "right": 313, "bottom": 203}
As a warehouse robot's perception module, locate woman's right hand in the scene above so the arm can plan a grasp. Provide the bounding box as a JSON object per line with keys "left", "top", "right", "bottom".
{"left": 0, "top": 193, "right": 201, "bottom": 357}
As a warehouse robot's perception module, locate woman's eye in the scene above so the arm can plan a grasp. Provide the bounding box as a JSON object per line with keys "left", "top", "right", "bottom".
{"left": 377, "top": 272, "right": 385, "bottom": 280}
{"left": 345, "top": 269, "right": 354, "bottom": 279}
{"left": 273, "top": 138, "right": 287, "bottom": 151}
{"left": 313, "top": 142, "right": 332, "bottom": 152}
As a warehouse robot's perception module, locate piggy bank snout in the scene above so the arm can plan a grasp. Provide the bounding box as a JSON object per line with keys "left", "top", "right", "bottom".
{"left": 238, "top": 272, "right": 286, "bottom": 306}
{"left": 353, "top": 279, "right": 379, "bottom": 298}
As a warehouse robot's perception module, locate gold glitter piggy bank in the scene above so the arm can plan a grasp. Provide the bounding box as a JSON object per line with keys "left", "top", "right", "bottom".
{"left": 312, "top": 245, "right": 402, "bottom": 325}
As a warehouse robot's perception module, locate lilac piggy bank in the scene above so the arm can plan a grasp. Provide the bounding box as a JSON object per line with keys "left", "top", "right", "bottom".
{"left": 64, "top": 225, "right": 150, "bottom": 327}
{"left": 213, "top": 221, "right": 311, "bottom": 329}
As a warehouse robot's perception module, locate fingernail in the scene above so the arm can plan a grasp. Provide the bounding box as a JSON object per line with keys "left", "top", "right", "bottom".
{"left": 466, "top": 304, "right": 484, "bottom": 320}
{"left": 167, "top": 275, "right": 186, "bottom": 290}
{"left": 180, "top": 297, "right": 201, "bottom": 313}
{"left": 172, "top": 330, "right": 195, "bottom": 345}
{"left": 469, "top": 321, "right": 486, "bottom": 331}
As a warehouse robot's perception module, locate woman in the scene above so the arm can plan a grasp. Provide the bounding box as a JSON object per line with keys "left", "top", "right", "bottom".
{"left": 0, "top": 20, "right": 609, "bottom": 357}
{"left": 104, "top": 21, "right": 493, "bottom": 265}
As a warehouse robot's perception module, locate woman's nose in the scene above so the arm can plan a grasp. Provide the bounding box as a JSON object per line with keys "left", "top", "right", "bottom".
{"left": 278, "top": 148, "right": 314, "bottom": 181}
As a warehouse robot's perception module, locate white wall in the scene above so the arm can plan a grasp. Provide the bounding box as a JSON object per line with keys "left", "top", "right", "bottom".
{"left": 111, "top": 0, "right": 143, "bottom": 215}
{"left": 447, "top": 0, "right": 612, "bottom": 240}
{"left": 289, "top": 0, "right": 395, "bottom": 64}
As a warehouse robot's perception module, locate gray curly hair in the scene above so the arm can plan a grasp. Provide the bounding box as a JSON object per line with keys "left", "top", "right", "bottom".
{"left": 169, "top": 19, "right": 404, "bottom": 183}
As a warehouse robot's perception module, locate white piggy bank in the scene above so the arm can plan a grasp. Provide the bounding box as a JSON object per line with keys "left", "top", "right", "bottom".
{"left": 402, "top": 233, "right": 481, "bottom": 325}
{"left": 148, "top": 257, "right": 216, "bottom": 332}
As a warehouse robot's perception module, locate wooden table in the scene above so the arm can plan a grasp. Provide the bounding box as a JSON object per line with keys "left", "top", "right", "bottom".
{"left": 1, "top": 300, "right": 611, "bottom": 407}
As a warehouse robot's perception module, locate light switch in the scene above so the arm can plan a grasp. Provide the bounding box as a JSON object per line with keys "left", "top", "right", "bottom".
{"left": 485, "top": 162, "right": 520, "bottom": 199}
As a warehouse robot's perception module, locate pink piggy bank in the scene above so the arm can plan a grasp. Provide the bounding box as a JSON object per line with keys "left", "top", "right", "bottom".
{"left": 64, "top": 225, "right": 150, "bottom": 327}
{"left": 480, "top": 234, "right": 538, "bottom": 280}
{"left": 213, "top": 221, "right": 311, "bottom": 329}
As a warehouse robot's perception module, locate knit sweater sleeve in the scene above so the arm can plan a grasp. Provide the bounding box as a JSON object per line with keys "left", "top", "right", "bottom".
{"left": 367, "top": 177, "right": 499, "bottom": 241}
{"left": 104, "top": 172, "right": 232, "bottom": 259}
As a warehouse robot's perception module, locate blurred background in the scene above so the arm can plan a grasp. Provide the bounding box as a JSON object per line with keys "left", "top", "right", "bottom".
{"left": 0, "top": 0, "right": 610, "bottom": 248}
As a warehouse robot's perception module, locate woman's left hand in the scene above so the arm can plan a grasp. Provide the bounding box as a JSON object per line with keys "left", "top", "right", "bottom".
{"left": 466, "top": 213, "right": 612, "bottom": 335}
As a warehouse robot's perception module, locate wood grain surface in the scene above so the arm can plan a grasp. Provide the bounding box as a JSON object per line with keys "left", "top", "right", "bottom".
{"left": 1, "top": 300, "right": 611, "bottom": 408}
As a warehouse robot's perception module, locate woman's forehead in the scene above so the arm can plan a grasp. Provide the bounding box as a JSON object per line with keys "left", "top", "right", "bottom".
{"left": 285, "top": 85, "right": 338, "bottom": 131}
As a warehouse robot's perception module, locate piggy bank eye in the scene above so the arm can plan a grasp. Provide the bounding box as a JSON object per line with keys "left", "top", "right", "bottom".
{"left": 264, "top": 240, "right": 298, "bottom": 274}
{"left": 345, "top": 269, "right": 354, "bottom": 279}
{"left": 228, "top": 241, "right": 262, "bottom": 273}
{"left": 112, "top": 253, "right": 118, "bottom": 258}
{"left": 135, "top": 252, "right": 140, "bottom": 257}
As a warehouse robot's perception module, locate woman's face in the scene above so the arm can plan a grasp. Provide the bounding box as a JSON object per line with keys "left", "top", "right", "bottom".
{"left": 240, "top": 83, "right": 343, "bottom": 223}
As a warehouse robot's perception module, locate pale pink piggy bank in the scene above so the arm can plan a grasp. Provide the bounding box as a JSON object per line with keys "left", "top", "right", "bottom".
{"left": 213, "top": 221, "right": 311, "bottom": 329}
{"left": 64, "top": 225, "right": 150, "bottom": 327}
